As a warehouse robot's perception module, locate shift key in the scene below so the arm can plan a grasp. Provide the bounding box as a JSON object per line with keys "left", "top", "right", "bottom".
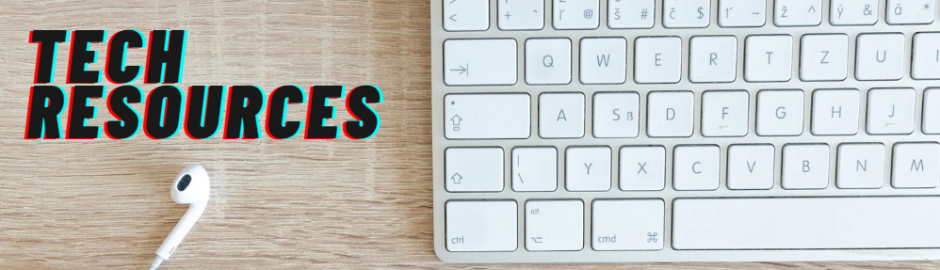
{"left": 445, "top": 94, "right": 530, "bottom": 139}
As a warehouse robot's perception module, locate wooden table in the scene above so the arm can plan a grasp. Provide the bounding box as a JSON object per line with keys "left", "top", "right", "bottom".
{"left": 0, "top": 1, "right": 936, "bottom": 269}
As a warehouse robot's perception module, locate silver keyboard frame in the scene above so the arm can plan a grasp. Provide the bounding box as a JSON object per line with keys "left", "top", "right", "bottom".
{"left": 432, "top": 0, "right": 940, "bottom": 263}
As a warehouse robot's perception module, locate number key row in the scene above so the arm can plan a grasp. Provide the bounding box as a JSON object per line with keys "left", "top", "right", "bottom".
{"left": 443, "top": 0, "right": 937, "bottom": 31}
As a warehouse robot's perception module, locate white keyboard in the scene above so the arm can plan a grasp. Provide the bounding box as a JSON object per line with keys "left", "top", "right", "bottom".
{"left": 431, "top": 0, "right": 940, "bottom": 263}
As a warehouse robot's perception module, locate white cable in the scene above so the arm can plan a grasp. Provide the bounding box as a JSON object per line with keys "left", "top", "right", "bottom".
{"left": 149, "top": 256, "right": 164, "bottom": 270}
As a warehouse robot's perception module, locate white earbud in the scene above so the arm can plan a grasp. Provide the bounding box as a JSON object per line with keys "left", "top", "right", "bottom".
{"left": 150, "top": 165, "right": 210, "bottom": 270}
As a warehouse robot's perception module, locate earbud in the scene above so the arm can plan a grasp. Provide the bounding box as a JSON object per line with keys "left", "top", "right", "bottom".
{"left": 150, "top": 165, "right": 210, "bottom": 270}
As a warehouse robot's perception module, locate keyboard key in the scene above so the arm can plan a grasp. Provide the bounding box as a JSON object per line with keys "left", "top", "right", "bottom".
{"left": 837, "top": 143, "right": 885, "bottom": 189}
{"left": 690, "top": 36, "right": 737, "bottom": 83}
{"left": 728, "top": 144, "right": 775, "bottom": 190}
{"left": 608, "top": 0, "right": 655, "bottom": 29}
{"left": 526, "top": 200, "right": 584, "bottom": 251}
{"left": 782, "top": 144, "right": 830, "bottom": 189}
{"left": 443, "top": 0, "right": 489, "bottom": 31}
{"left": 774, "top": 0, "right": 822, "bottom": 26}
{"left": 757, "top": 90, "right": 804, "bottom": 136}
{"left": 635, "top": 37, "right": 682, "bottom": 84}
{"left": 812, "top": 89, "right": 860, "bottom": 135}
{"left": 673, "top": 145, "right": 720, "bottom": 191}
{"left": 592, "top": 200, "right": 664, "bottom": 250}
{"left": 745, "top": 35, "right": 793, "bottom": 82}
{"left": 566, "top": 147, "right": 611, "bottom": 191}
{"left": 894, "top": 143, "right": 940, "bottom": 188}
{"left": 444, "top": 39, "right": 517, "bottom": 86}
{"left": 446, "top": 201, "right": 517, "bottom": 251}
{"left": 856, "top": 33, "right": 905, "bottom": 81}
{"left": 445, "top": 148, "right": 504, "bottom": 192}
{"left": 580, "top": 38, "right": 627, "bottom": 84}
{"left": 702, "top": 91, "right": 749, "bottom": 137}
{"left": 800, "top": 34, "right": 849, "bottom": 81}
{"left": 718, "top": 0, "right": 767, "bottom": 27}
{"left": 444, "top": 94, "right": 530, "bottom": 139}
{"left": 673, "top": 197, "right": 940, "bottom": 249}
{"left": 867, "top": 88, "right": 916, "bottom": 135}
{"left": 498, "top": 0, "right": 545, "bottom": 30}
{"left": 593, "top": 92, "right": 639, "bottom": 138}
{"left": 830, "top": 0, "right": 879, "bottom": 25}
{"left": 664, "top": 0, "right": 711, "bottom": 28}
{"left": 540, "top": 93, "right": 584, "bottom": 138}
{"left": 619, "top": 146, "right": 666, "bottom": 191}
{"left": 925, "top": 89, "right": 940, "bottom": 134}
{"left": 887, "top": 0, "right": 935, "bottom": 25}
{"left": 526, "top": 38, "right": 572, "bottom": 85}
{"left": 647, "top": 91, "right": 694, "bottom": 137}
{"left": 513, "top": 147, "right": 558, "bottom": 192}
{"left": 553, "top": 0, "right": 599, "bottom": 29}
{"left": 913, "top": 33, "right": 940, "bottom": 80}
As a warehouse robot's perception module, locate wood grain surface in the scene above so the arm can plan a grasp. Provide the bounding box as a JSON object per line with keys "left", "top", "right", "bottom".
{"left": 0, "top": 0, "right": 936, "bottom": 269}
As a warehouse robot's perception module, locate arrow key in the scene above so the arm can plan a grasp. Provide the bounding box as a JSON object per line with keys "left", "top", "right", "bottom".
{"left": 445, "top": 147, "right": 505, "bottom": 192}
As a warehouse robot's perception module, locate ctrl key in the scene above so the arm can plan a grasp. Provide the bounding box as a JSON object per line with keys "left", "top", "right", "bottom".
{"left": 446, "top": 201, "right": 517, "bottom": 251}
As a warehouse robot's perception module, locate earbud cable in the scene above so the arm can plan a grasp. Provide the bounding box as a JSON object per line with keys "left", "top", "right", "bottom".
{"left": 149, "top": 257, "right": 164, "bottom": 270}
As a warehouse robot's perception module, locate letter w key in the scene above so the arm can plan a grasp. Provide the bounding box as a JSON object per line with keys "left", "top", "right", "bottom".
{"left": 581, "top": 38, "right": 626, "bottom": 84}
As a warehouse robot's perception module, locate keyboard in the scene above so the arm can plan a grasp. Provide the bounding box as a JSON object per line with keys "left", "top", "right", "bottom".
{"left": 431, "top": 0, "right": 940, "bottom": 263}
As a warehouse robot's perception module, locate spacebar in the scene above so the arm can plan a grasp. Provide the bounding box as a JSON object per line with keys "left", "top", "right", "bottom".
{"left": 673, "top": 197, "right": 940, "bottom": 250}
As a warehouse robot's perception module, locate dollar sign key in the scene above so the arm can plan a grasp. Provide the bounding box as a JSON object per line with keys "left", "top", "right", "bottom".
{"left": 697, "top": 7, "right": 704, "bottom": 19}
